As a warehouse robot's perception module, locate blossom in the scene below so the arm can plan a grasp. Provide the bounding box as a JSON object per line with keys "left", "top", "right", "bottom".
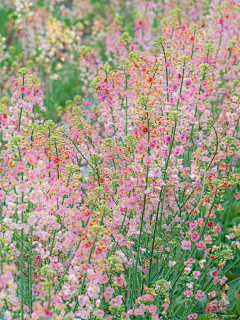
{"left": 188, "top": 314, "right": 198, "bottom": 319}
{"left": 195, "top": 290, "right": 205, "bottom": 301}
{"left": 113, "top": 274, "right": 127, "bottom": 287}
{"left": 211, "top": 270, "right": 219, "bottom": 278}
{"left": 182, "top": 240, "right": 191, "bottom": 250}
{"left": 184, "top": 259, "right": 195, "bottom": 267}
{"left": 202, "top": 156, "right": 210, "bottom": 162}
{"left": 199, "top": 259, "right": 206, "bottom": 269}
{"left": 93, "top": 310, "right": 104, "bottom": 317}
{"left": 191, "top": 231, "right": 199, "bottom": 242}
{"left": 104, "top": 287, "right": 114, "bottom": 299}
{"left": 193, "top": 271, "right": 201, "bottom": 279}
{"left": 184, "top": 290, "right": 193, "bottom": 297}
{"left": 169, "top": 261, "right": 176, "bottom": 267}
{"left": 147, "top": 304, "right": 157, "bottom": 314}
{"left": 165, "top": 136, "right": 172, "bottom": 144}
{"left": 143, "top": 156, "right": 154, "bottom": 167}
{"left": 197, "top": 241, "right": 206, "bottom": 251}
{"left": 141, "top": 127, "right": 148, "bottom": 134}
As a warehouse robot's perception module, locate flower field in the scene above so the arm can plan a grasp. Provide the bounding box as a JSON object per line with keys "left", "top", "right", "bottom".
{"left": 0, "top": 0, "right": 240, "bottom": 319}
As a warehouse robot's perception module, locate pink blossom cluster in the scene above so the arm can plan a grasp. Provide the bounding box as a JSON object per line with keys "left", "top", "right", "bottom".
{"left": 0, "top": 0, "right": 240, "bottom": 320}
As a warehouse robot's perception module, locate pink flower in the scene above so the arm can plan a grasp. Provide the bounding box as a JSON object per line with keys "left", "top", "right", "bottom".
{"left": 235, "top": 193, "right": 240, "bottom": 200}
{"left": 113, "top": 274, "right": 127, "bottom": 287}
{"left": 204, "top": 248, "right": 211, "bottom": 257}
{"left": 174, "top": 146, "right": 184, "bottom": 156}
{"left": 195, "top": 290, "right": 205, "bottom": 301}
{"left": 191, "top": 231, "right": 199, "bottom": 242}
{"left": 169, "top": 261, "right": 176, "bottom": 267}
{"left": 193, "top": 271, "right": 201, "bottom": 279}
{"left": 18, "top": 203, "right": 27, "bottom": 212}
{"left": 148, "top": 139, "right": 157, "bottom": 149}
{"left": 16, "top": 161, "right": 26, "bottom": 173}
{"left": 54, "top": 157, "right": 61, "bottom": 165}
{"left": 188, "top": 314, "right": 198, "bottom": 319}
{"left": 184, "top": 259, "right": 195, "bottom": 267}
{"left": 211, "top": 270, "right": 219, "bottom": 278}
{"left": 190, "top": 220, "right": 198, "bottom": 230}
{"left": 104, "top": 287, "right": 114, "bottom": 299}
{"left": 204, "top": 235, "right": 212, "bottom": 244}
{"left": 143, "top": 156, "right": 154, "bottom": 167}
{"left": 134, "top": 307, "right": 145, "bottom": 316}
{"left": 165, "top": 136, "right": 172, "bottom": 144}
{"left": 196, "top": 241, "right": 206, "bottom": 251}
{"left": 179, "top": 133, "right": 186, "bottom": 143}
{"left": 182, "top": 240, "right": 191, "bottom": 250}
{"left": 93, "top": 310, "right": 104, "bottom": 318}
{"left": 199, "top": 259, "right": 206, "bottom": 269}
{"left": 16, "top": 181, "right": 30, "bottom": 194}
{"left": 20, "top": 86, "right": 26, "bottom": 93}
{"left": 184, "top": 290, "right": 193, "bottom": 297}
{"left": 187, "top": 282, "right": 194, "bottom": 289}
{"left": 148, "top": 304, "right": 157, "bottom": 314}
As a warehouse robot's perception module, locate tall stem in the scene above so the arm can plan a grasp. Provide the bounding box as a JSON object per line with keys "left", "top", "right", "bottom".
{"left": 131, "top": 106, "right": 150, "bottom": 302}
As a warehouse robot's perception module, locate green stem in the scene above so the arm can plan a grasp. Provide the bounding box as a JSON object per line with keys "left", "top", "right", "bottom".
{"left": 131, "top": 107, "right": 150, "bottom": 302}
{"left": 20, "top": 212, "right": 24, "bottom": 319}
{"left": 18, "top": 76, "right": 24, "bottom": 133}
{"left": 148, "top": 118, "right": 177, "bottom": 285}
{"left": 73, "top": 236, "right": 97, "bottom": 312}
{"left": 29, "top": 227, "right": 33, "bottom": 314}
{"left": 162, "top": 44, "right": 169, "bottom": 102}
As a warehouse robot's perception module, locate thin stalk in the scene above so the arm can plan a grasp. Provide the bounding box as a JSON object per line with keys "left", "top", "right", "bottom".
{"left": 131, "top": 107, "right": 150, "bottom": 302}
{"left": 29, "top": 227, "right": 33, "bottom": 314}
{"left": 73, "top": 236, "right": 97, "bottom": 312}
{"left": 148, "top": 118, "right": 177, "bottom": 285}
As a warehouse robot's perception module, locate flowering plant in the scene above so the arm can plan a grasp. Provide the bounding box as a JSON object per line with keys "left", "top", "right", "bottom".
{"left": 0, "top": 1, "right": 240, "bottom": 320}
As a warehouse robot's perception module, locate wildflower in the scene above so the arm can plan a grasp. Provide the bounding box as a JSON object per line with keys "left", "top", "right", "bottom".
{"left": 197, "top": 241, "right": 206, "bottom": 250}
{"left": 195, "top": 290, "right": 205, "bottom": 301}
{"left": 188, "top": 314, "right": 198, "bottom": 319}
{"left": 211, "top": 270, "right": 219, "bottom": 278}
{"left": 20, "top": 86, "right": 26, "bottom": 93}
{"left": 191, "top": 231, "right": 200, "bottom": 242}
{"left": 182, "top": 240, "right": 191, "bottom": 250}
{"left": 143, "top": 156, "right": 154, "bottom": 167}
{"left": 93, "top": 310, "right": 104, "bottom": 317}
{"left": 104, "top": 287, "right": 114, "bottom": 299}
{"left": 204, "top": 235, "right": 212, "bottom": 244}
{"left": 169, "top": 261, "right": 176, "bottom": 267}
{"left": 193, "top": 271, "right": 201, "bottom": 279}
{"left": 184, "top": 259, "right": 195, "bottom": 267}
{"left": 184, "top": 290, "right": 193, "bottom": 297}
{"left": 210, "top": 255, "right": 217, "bottom": 260}
{"left": 141, "top": 127, "right": 148, "bottom": 134}
{"left": 207, "top": 221, "right": 214, "bottom": 228}
{"left": 147, "top": 305, "right": 157, "bottom": 314}
{"left": 199, "top": 259, "right": 206, "bottom": 269}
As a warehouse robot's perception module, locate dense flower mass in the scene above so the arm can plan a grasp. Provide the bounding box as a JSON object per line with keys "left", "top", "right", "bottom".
{"left": 0, "top": 0, "right": 240, "bottom": 320}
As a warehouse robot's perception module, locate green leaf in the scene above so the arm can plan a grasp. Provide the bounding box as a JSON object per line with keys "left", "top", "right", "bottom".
{"left": 227, "top": 300, "right": 237, "bottom": 311}
{"left": 197, "top": 315, "right": 208, "bottom": 320}
{"left": 236, "top": 298, "right": 240, "bottom": 314}
{"left": 228, "top": 277, "right": 240, "bottom": 297}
